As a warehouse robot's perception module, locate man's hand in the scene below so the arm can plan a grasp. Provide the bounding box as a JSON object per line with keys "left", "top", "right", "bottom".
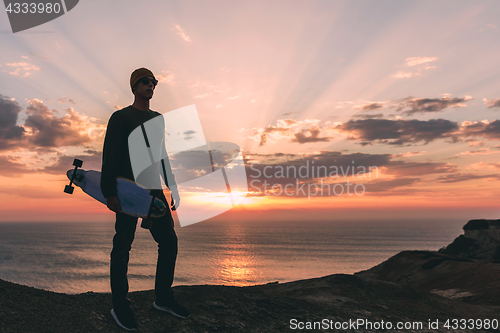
{"left": 106, "top": 196, "right": 123, "bottom": 213}
{"left": 170, "top": 189, "right": 180, "bottom": 211}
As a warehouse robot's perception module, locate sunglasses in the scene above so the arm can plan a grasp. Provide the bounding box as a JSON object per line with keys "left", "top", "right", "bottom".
{"left": 138, "top": 77, "right": 158, "bottom": 86}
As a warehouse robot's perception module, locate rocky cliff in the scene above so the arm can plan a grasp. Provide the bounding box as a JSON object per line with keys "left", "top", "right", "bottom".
{"left": 357, "top": 219, "right": 500, "bottom": 307}
{"left": 439, "top": 219, "right": 500, "bottom": 261}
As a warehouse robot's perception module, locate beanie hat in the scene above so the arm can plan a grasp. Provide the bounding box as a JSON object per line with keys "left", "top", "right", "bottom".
{"left": 130, "top": 68, "right": 155, "bottom": 92}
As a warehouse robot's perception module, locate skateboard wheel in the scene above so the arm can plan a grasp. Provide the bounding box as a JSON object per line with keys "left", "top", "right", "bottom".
{"left": 64, "top": 185, "right": 74, "bottom": 194}
{"left": 73, "top": 159, "right": 83, "bottom": 167}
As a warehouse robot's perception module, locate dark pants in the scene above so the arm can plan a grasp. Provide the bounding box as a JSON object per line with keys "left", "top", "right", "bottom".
{"left": 110, "top": 198, "right": 177, "bottom": 310}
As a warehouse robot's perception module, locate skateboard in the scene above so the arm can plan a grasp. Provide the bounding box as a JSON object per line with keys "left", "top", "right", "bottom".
{"left": 64, "top": 159, "right": 167, "bottom": 219}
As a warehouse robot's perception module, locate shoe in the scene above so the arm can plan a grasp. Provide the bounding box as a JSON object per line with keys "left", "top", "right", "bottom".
{"left": 111, "top": 308, "right": 138, "bottom": 331}
{"left": 153, "top": 299, "right": 191, "bottom": 318}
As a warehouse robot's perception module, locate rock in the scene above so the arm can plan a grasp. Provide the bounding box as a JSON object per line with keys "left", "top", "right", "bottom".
{"left": 439, "top": 219, "right": 500, "bottom": 260}
{"left": 357, "top": 219, "right": 500, "bottom": 307}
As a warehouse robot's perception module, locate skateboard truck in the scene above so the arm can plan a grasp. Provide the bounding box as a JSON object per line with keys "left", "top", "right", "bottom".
{"left": 64, "top": 159, "right": 83, "bottom": 194}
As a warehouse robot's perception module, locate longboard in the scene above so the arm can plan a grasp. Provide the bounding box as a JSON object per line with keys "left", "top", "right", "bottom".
{"left": 65, "top": 160, "right": 166, "bottom": 219}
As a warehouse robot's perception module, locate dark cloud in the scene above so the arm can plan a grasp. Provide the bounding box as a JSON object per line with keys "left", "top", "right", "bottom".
{"left": 0, "top": 95, "right": 26, "bottom": 151}
{"left": 352, "top": 113, "right": 384, "bottom": 119}
{"left": 246, "top": 151, "right": 390, "bottom": 193}
{"left": 461, "top": 120, "right": 500, "bottom": 140}
{"left": 384, "top": 161, "right": 457, "bottom": 176}
{"left": 395, "top": 96, "right": 472, "bottom": 115}
{"left": 244, "top": 150, "right": 460, "bottom": 197}
{"left": 24, "top": 100, "right": 95, "bottom": 148}
{"left": 485, "top": 99, "right": 500, "bottom": 109}
{"left": 290, "top": 126, "right": 332, "bottom": 144}
{"left": 0, "top": 95, "right": 104, "bottom": 152}
{"left": 42, "top": 150, "right": 102, "bottom": 175}
{"left": 436, "top": 173, "right": 500, "bottom": 183}
{"left": 246, "top": 151, "right": 392, "bottom": 174}
{"left": 258, "top": 133, "right": 267, "bottom": 146}
{"left": 363, "top": 178, "right": 419, "bottom": 192}
{"left": 354, "top": 102, "right": 384, "bottom": 111}
{"left": 336, "top": 118, "right": 458, "bottom": 146}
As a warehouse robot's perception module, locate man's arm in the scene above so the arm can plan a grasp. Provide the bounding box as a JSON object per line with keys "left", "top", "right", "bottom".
{"left": 158, "top": 125, "right": 180, "bottom": 210}
{"left": 100, "top": 112, "right": 123, "bottom": 213}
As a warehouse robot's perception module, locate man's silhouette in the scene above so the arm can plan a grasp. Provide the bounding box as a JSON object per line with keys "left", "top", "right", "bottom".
{"left": 101, "top": 68, "right": 190, "bottom": 331}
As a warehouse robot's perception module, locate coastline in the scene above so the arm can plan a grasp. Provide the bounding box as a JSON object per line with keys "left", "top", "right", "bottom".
{"left": 1, "top": 220, "right": 499, "bottom": 332}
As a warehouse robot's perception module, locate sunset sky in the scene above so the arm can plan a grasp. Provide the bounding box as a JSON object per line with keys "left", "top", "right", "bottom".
{"left": 1, "top": 0, "right": 500, "bottom": 223}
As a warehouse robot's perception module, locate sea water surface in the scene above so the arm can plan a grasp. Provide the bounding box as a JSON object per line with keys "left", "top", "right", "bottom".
{"left": 0, "top": 219, "right": 463, "bottom": 294}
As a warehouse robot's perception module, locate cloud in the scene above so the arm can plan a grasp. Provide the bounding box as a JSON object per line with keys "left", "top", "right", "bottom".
{"left": 345, "top": 119, "right": 500, "bottom": 145}
{"left": 245, "top": 151, "right": 390, "bottom": 196}
{"left": 347, "top": 94, "right": 471, "bottom": 116}
{"left": 336, "top": 118, "right": 458, "bottom": 146}
{"left": 460, "top": 119, "right": 500, "bottom": 140}
{"left": 352, "top": 113, "right": 384, "bottom": 119}
{"left": 24, "top": 99, "right": 104, "bottom": 148}
{"left": 41, "top": 150, "right": 102, "bottom": 175}
{"left": 468, "top": 162, "right": 500, "bottom": 170}
{"left": 290, "top": 126, "right": 332, "bottom": 144}
{"left": 0, "top": 95, "right": 105, "bottom": 152}
{"left": 0, "top": 155, "right": 36, "bottom": 177}
{"left": 175, "top": 24, "right": 191, "bottom": 42}
{"left": 384, "top": 161, "right": 457, "bottom": 176}
{"left": 403, "top": 57, "right": 438, "bottom": 67}
{"left": 455, "top": 148, "right": 500, "bottom": 156}
{"left": 257, "top": 121, "right": 292, "bottom": 146}
{"left": 364, "top": 178, "right": 419, "bottom": 192}
{"left": 436, "top": 173, "right": 500, "bottom": 183}
{"left": 391, "top": 57, "right": 438, "bottom": 78}
{"left": 354, "top": 102, "right": 385, "bottom": 111}
{"left": 483, "top": 98, "right": 500, "bottom": 109}
{"left": 391, "top": 151, "right": 426, "bottom": 158}
{"left": 391, "top": 71, "right": 421, "bottom": 79}
{"left": 4, "top": 62, "right": 41, "bottom": 77}
{"left": 253, "top": 119, "right": 334, "bottom": 146}
{"left": 479, "top": 24, "right": 497, "bottom": 32}
{"left": 244, "top": 150, "right": 459, "bottom": 197}
{"left": 228, "top": 94, "right": 242, "bottom": 100}
{"left": 395, "top": 96, "right": 472, "bottom": 115}
{"left": 57, "top": 97, "right": 76, "bottom": 105}
{"left": 156, "top": 71, "right": 175, "bottom": 85}
{"left": 0, "top": 95, "right": 26, "bottom": 151}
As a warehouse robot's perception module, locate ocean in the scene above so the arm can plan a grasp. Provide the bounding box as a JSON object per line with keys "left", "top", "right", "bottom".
{"left": 0, "top": 219, "right": 463, "bottom": 294}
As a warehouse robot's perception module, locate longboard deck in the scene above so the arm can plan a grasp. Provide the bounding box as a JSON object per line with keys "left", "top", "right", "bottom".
{"left": 66, "top": 169, "right": 166, "bottom": 218}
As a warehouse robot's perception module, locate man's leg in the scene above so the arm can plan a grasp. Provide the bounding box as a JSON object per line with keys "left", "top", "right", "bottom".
{"left": 110, "top": 213, "right": 138, "bottom": 310}
{"left": 149, "top": 204, "right": 190, "bottom": 318}
{"left": 149, "top": 209, "right": 177, "bottom": 302}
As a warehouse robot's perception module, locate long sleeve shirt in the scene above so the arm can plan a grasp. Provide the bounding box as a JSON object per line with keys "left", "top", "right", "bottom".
{"left": 100, "top": 105, "right": 176, "bottom": 198}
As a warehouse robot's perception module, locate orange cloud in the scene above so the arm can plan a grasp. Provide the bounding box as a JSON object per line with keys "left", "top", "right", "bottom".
{"left": 175, "top": 24, "right": 191, "bottom": 42}
{"left": 4, "top": 61, "right": 41, "bottom": 77}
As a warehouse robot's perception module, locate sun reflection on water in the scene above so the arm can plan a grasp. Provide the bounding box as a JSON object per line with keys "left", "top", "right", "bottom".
{"left": 212, "top": 225, "right": 262, "bottom": 286}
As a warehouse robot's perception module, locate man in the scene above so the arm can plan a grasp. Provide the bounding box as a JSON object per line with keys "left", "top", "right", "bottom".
{"left": 101, "top": 68, "right": 190, "bottom": 331}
